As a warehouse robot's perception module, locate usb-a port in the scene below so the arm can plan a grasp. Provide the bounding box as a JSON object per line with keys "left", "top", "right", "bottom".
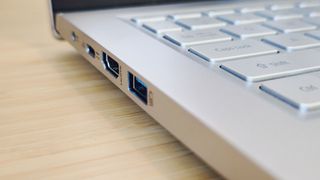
{"left": 128, "top": 72, "right": 148, "bottom": 104}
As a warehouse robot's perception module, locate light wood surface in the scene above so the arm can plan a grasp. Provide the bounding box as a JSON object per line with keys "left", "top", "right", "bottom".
{"left": 0, "top": 0, "right": 223, "bottom": 179}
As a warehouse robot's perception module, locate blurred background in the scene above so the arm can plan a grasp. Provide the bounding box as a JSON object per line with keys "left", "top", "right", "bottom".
{"left": 1, "top": 0, "right": 58, "bottom": 49}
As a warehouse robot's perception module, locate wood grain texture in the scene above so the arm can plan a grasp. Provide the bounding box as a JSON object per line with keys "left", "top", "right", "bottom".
{"left": 0, "top": 0, "right": 223, "bottom": 179}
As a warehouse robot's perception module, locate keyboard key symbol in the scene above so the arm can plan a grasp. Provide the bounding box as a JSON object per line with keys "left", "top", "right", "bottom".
{"left": 257, "top": 63, "right": 268, "bottom": 69}
{"left": 299, "top": 85, "right": 319, "bottom": 92}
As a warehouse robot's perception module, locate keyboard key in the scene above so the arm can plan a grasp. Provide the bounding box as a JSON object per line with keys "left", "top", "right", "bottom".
{"left": 308, "top": 7, "right": 320, "bottom": 17}
{"left": 188, "top": 39, "right": 278, "bottom": 62}
{"left": 220, "top": 49, "right": 320, "bottom": 82}
{"left": 256, "top": 9, "right": 304, "bottom": 20}
{"left": 164, "top": 29, "right": 232, "bottom": 47}
{"left": 131, "top": 16, "right": 166, "bottom": 24}
{"left": 262, "top": 33, "right": 320, "bottom": 51}
{"left": 221, "top": 24, "right": 277, "bottom": 39}
{"left": 236, "top": 6, "right": 265, "bottom": 13}
{"left": 176, "top": 17, "right": 226, "bottom": 30}
{"left": 260, "top": 72, "right": 320, "bottom": 111}
{"left": 263, "top": 19, "right": 317, "bottom": 33}
{"left": 304, "top": 17, "right": 320, "bottom": 25}
{"left": 268, "top": 3, "right": 295, "bottom": 10}
{"left": 298, "top": 1, "right": 320, "bottom": 8}
{"left": 217, "top": 13, "right": 267, "bottom": 25}
{"left": 168, "top": 12, "right": 202, "bottom": 20}
{"left": 204, "top": 9, "right": 235, "bottom": 17}
{"left": 298, "top": 7, "right": 320, "bottom": 17}
{"left": 142, "top": 21, "right": 183, "bottom": 34}
{"left": 306, "top": 30, "right": 320, "bottom": 40}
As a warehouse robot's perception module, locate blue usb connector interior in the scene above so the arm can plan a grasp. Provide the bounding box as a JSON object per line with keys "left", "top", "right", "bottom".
{"left": 128, "top": 72, "right": 148, "bottom": 104}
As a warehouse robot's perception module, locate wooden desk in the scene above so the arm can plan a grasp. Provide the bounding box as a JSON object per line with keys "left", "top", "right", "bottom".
{"left": 0, "top": 0, "right": 222, "bottom": 179}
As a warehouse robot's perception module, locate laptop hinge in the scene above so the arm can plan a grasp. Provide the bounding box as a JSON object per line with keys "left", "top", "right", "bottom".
{"left": 49, "top": 0, "right": 62, "bottom": 39}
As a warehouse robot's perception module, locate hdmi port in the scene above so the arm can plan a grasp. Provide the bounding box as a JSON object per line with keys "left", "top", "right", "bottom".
{"left": 102, "top": 52, "right": 119, "bottom": 78}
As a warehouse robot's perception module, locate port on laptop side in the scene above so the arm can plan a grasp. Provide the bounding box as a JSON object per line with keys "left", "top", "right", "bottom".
{"left": 51, "top": 0, "right": 320, "bottom": 179}
{"left": 53, "top": 8, "right": 274, "bottom": 179}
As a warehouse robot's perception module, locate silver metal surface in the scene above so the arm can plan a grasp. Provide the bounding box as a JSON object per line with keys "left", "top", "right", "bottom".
{"left": 306, "top": 30, "right": 320, "bottom": 40}
{"left": 131, "top": 15, "right": 167, "bottom": 24}
{"left": 204, "top": 9, "right": 235, "bottom": 17}
{"left": 307, "top": 7, "right": 320, "bottom": 17}
{"left": 256, "top": 9, "right": 303, "bottom": 20}
{"left": 53, "top": 0, "right": 320, "bottom": 179}
{"left": 142, "top": 21, "right": 183, "bottom": 34}
{"left": 262, "top": 33, "right": 320, "bottom": 51}
{"left": 261, "top": 72, "right": 320, "bottom": 111}
{"left": 263, "top": 19, "right": 317, "bottom": 33}
{"left": 164, "top": 28, "right": 232, "bottom": 47}
{"left": 221, "top": 49, "right": 320, "bottom": 82}
{"left": 175, "top": 17, "right": 226, "bottom": 30}
{"left": 304, "top": 17, "right": 320, "bottom": 25}
{"left": 220, "top": 24, "right": 277, "bottom": 39}
{"left": 298, "top": 1, "right": 320, "bottom": 8}
{"left": 268, "top": 3, "right": 295, "bottom": 10}
{"left": 235, "top": 6, "right": 265, "bottom": 13}
{"left": 48, "top": 0, "right": 62, "bottom": 39}
{"left": 189, "top": 39, "right": 278, "bottom": 62}
{"left": 217, "top": 13, "right": 267, "bottom": 25}
{"left": 168, "top": 12, "right": 202, "bottom": 20}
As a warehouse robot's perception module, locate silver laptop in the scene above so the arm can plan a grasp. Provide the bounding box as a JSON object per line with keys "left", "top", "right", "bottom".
{"left": 49, "top": 0, "right": 320, "bottom": 179}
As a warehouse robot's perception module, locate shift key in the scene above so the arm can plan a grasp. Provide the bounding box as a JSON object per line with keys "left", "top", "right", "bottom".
{"left": 189, "top": 39, "right": 278, "bottom": 62}
{"left": 221, "top": 49, "right": 320, "bottom": 82}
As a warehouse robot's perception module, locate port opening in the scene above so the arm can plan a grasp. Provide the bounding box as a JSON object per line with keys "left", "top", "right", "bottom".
{"left": 85, "top": 44, "right": 95, "bottom": 58}
{"left": 102, "top": 52, "right": 119, "bottom": 78}
{"left": 71, "top": 31, "right": 77, "bottom": 42}
{"left": 128, "top": 72, "right": 148, "bottom": 104}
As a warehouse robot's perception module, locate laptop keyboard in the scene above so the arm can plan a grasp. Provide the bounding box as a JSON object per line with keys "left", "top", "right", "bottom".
{"left": 130, "top": 1, "right": 320, "bottom": 112}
